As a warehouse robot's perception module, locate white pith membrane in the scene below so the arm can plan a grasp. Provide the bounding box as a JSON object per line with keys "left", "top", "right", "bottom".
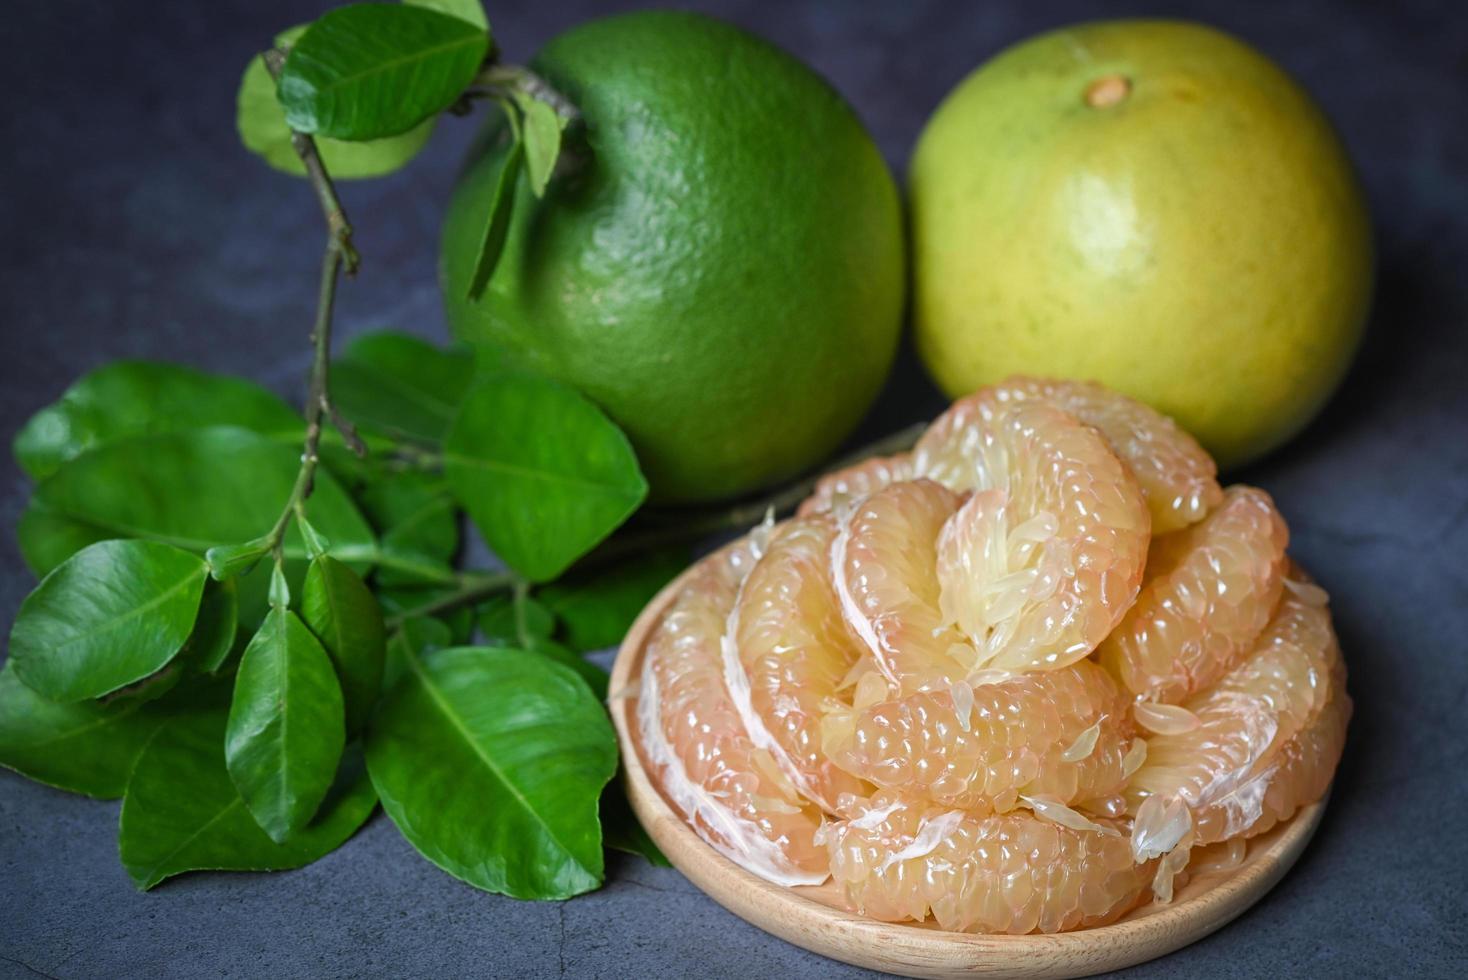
{"left": 1133, "top": 701, "right": 1202, "bottom": 735}
{"left": 720, "top": 580, "right": 829, "bottom": 812}
{"left": 636, "top": 666, "right": 824, "bottom": 886}
{"left": 875, "top": 809, "right": 967, "bottom": 872}
{"left": 1283, "top": 575, "right": 1330, "bottom": 607}
{"left": 936, "top": 489, "right": 1069, "bottom": 674}
{"left": 636, "top": 522, "right": 829, "bottom": 888}
{"left": 1021, "top": 794, "right": 1120, "bottom": 837}
{"left": 829, "top": 507, "right": 888, "bottom": 678}
{"left": 1061, "top": 718, "right": 1104, "bottom": 762}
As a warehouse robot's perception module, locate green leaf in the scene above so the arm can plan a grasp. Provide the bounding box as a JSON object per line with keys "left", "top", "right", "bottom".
{"left": 184, "top": 579, "right": 240, "bottom": 674}
{"left": 382, "top": 616, "right": 454, "bottom": 692}
{"left": 268, "top": 562, "right": 292, "bottom": 609}
{"left": 237, "top": 26, "right": 436, "bottom": 180}
{"left": 516, "top": 94, "right": 563, "bottom": 197}
{"left": 519, "top": 637, "right": 609, "bottom": 701}
{"left": 404, "top": 0, "right": 487, "bottom": 28}
{"left": 538, "top": 549, "right": 688, "bottom": 652}
{"left": 331, "top": 331, "right": 476, "bottom": 446}
{"left": 377, "top": 584, "right": 476, "bottom": 643}
{"left": 8, "top": 540, "right": 208, "bottom": 702}
{"left": 476, "top": 593, "right": 554, "bottom": 646}
{"left": 205, "top": 535, "right": 273, "bottom": 581}
{"left": 358, "top": 472, "right": 459, "bottom": 585}
{"left": 302, "top": 557, "right": 386, "bottom": 734}
{"left": 226, "top": 608, "right": 346, "bottom": 843}
{"left": 297, "top": 514, "right": 331, "bottom": 560}
{"left": 466, "top": 136, "right": 524, "bottom": 301}
{"left": 18, "top": 427, "right": 376, "bottom": 578}
{"left": 600, "top": 780, "right": 670, "bottom": 868}
{"left": 366, "top": 646, "right": 616, "bottom": 898}
{"left": 120, "top": 708, "right": 376, "bottom": 890}
{"left": 444, "top": 374, "right": 648, "bottom": 582}
{"left": 0, "top": 665, "right": 170, "bottom": 798}
{"left": 13, "top": 361, "right": 299, "bottom": 482}
{"left": 278, "top": 4, "right": 489, "bottom": 141}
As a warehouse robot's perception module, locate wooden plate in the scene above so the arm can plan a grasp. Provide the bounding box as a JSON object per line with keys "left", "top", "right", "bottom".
{"left": 610, "top": 564, "right": 1331, "bottom": 980}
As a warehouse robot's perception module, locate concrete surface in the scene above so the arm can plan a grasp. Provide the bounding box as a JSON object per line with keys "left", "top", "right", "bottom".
{"left": 2, "top": 1, "right": 1465, "bottom": 977}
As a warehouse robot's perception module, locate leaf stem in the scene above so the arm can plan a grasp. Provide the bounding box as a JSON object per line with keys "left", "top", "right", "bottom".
{"left": 466, "top": 64, "right": 580, "bottom": 124}
{"left": 262, "top": 48, "right": 359, "bottom": 273}
{"left": 257, "top": 46, "right": 368, "bottom": 562}
{"left": 383, "top": 570, "right": 516, "bottom": 630}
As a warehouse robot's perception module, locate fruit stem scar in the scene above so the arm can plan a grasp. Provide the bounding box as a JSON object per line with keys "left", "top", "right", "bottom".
{"left": 1085, "top": 74, "right": 1131, "bottom": 108}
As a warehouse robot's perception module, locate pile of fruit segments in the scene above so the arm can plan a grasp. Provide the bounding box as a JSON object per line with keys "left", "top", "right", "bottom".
{"left": 634, "top": 377, "right": 1350, "bottom": 934}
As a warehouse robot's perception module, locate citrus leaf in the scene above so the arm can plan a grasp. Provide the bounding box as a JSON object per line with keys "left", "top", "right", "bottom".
{"left": 600, "top": 779, "right": 670, "bottom": 868}
{"left": 0, "top": 665, "right": 170, "bottom": 798}
{"left": 357, "top": 472, "right": 460, "bottom": 586}
{"left": 185, "top": 578, "right": 240, "bottom": 674}
{"left": 366, "top": 645, "right": 616, "bottom": 898}
{"left": 237, "top": 25, "right": 437, "bottom": 180}
{"left": 476, "top": 593, "right": 554, "bottom": 646}
{"left": 17, "top": 427, "right": 376, "bottom": 578}
{"left": 205, "top": 535, "right": 273, "bottom": 582}
{"left": 13, "top": 361, "right": 300, "bottom": 482}
{"left": 519, "top": 637, "right": 609, "bottom": 701}
{"left": 8, "top": 540, "right": 208, "bottom": 702}
{"left": 381, "top": 616, "right": 455, "bottom": 692}
{"left": 278, "top": 4, "right": 489, "bottom": 141}
{"left": 466, "top": 137, "right": 523, "bottom": 301}
{"left": 404, "top": 0, "right": 487, "bottom": 28}
{"left": 516, "top": 94, "right": 562, "bottom": 197}
{"left": 121, "top": 707, "right": 376, "bottom": 890}
{"left": 226, "top": 608, "right": 346, "bottom": 843}
{"left": 538, "top": 548, "right": 688, "bottom": 652}
{"left": 331, "top": 331, "right": 476, "bottom": 446}
{"left": 378, "top": 585, "right": 476, "bottom": 645}
{"left": 444, "top": 374, "right": 648, "bottom": 582}
{"left": 302, "top": 556, "right": 386, "bottom": 734}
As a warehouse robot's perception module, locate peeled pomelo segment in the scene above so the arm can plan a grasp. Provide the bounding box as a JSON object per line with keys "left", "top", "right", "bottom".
{"left": 915, "top": 397, "right": 1151, "bottom": 673}
{"left": 826, "top": 791, "right": 1151, "bottom": 934}
{"left": 832, "top": 479, "right": 972, "bottom": 691}
{"left": 798, "top": 453, "right": 913, "bottom": 518}
{"left": 1125, "top": 583, "right": 1344, "bottom": 846}
{"left": 1220, "top": 665, "right": 1350, "bottom": 842}
{"left": 726, "top": 515, "right": 871, "bottom": 813}
{"left": 823, "top": 661, "right": 1133, "bottom": 813}
{"left": 978, "top": 377, "right": 1223, "bottom": 534}
{"left": 637, "top": 534, "right": 829, "bottom": 886}
{"left": 1100, "top": 485, "right": 1289, "bottom": 703}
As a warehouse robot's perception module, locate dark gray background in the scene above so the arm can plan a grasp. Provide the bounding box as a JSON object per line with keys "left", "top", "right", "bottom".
{"left": 2, "top": 1, "right": 1465, "bottom": 977}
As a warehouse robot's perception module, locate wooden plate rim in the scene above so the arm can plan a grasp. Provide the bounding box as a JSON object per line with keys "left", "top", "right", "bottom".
{"left": 609, "top": 561, "right": 1329, "bottom": 980}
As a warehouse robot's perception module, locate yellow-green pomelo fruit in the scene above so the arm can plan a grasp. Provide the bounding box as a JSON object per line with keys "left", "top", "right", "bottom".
{"left": 442, "top": 11, "right": 904, "bottom": 503}
{"left": 910, "top": 20, "right": 1372, "bottom": 469}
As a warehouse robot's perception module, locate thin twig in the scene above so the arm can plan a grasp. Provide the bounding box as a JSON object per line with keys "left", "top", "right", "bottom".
{"left": 255, "top": 45, "right": 370, "bottom": 559}
{"left": 471, "top": 63, "right": 581, "bottom": 123}
{"left": 263, "top": 237, "right": 347, "bottom": 559}
{"left": 262, "top": 48, "right": 359, "bottom": 273}
{"left": 383, "top": 570, "right": 517, "bottom": 630}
